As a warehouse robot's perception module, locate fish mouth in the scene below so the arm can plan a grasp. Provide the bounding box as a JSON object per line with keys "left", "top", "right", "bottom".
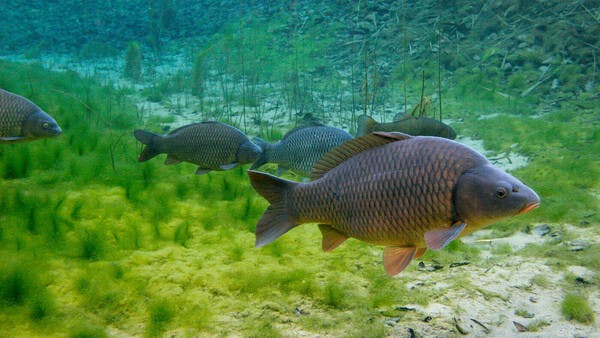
{"left": 517, "top": 202, "right": 539, "bottom": 215}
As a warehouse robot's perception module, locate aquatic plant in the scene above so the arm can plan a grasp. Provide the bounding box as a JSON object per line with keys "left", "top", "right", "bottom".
{"left": 191, "top": 52, "right": 205, "bottom": 99}
{"left": 173, "top": 221, "right": 192, "bottom": 247}
{"left": 0, "top": 265, "right": 34, "bottom": 306}
{"left": 124, "top": 42, "right": 142, "bottom": 81}
{"left": 1, "top": 145, "right": 31, "bottom": 179}
{"left": 531, "top": 274, "right": 551, "bottom": 288}
{"left": 248, "top": 321, "right": 281, "bottom": 338}
{"left": 322, "top": 280, "right": 347, "bottom": 309}
{"left": 69, "top": 325, "right": 108, "bottom": 338}
{"left": 79, "top": 229, "right": 105, "bottom": 260}
{"left": 79, "top": 42, "right": 119, "bottom": 60}
{"left": 560, "top": 293, "right": 594, "bottom": 324}
{"left": 28, "top": 292, "right": 54, "bottom": 321}
{"left": 147, "top": 298, "right": 175, "bottom": 336}
{"left": 527, "top": 319, "right": 551, "bottom": 332}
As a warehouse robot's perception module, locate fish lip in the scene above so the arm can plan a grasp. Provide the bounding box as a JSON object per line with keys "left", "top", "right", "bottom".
{"left": 517, "top": 202, "right": 539, "bottom": 215}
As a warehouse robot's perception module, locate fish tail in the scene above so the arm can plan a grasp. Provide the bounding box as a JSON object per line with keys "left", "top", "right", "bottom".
{"left": 249, "top": 137, "right": 271, "bottom": 170}
{"left": 356, "top": 115, "right": 376, "bottom": 137}
{"left": 133, "top": 129, "right": 162, "bottom": 162}
{"left": 247, "top": 170, "right": 298, "bottom": 247}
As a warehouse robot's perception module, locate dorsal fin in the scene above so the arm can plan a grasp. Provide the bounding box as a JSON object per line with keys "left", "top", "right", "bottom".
{"left": 393, "top": 112, "right": 411, "bottom": 122}
{"left": 168, "top": 121, "right": 221, "bottom": 135}
{"left": 310, "top": 132, "right": 412, "bottom": 180}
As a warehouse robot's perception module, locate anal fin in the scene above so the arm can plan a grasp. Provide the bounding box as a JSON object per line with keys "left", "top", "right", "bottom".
{"left": 318, "top": 224, "right": 348, "bottom": 252}
{"left": 383, "top": 247, "right": 416, "bottom": 276}
{"left": 195, "top": 168, "right": 212, "bottom": 175}
{"left": 425, "top": 222, "right": 466, "bottom": 250}
{"left": 165, "top": 154, "right": 182, "bottom": 165}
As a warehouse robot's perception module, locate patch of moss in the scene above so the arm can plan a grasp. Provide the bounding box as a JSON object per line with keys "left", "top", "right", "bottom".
{"left": 69, "top": 324, "right": 108, "bottom": 338}
{"left": 530, "top": 274, "right": 551, "bottom": 288}
{"left": 147, "top": 298, "right": 176, "bottom": 336}
{"left": 561, "top": 293, "right": 594, "bottom": 324}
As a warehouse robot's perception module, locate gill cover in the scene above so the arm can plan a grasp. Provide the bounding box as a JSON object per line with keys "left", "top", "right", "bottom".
{"left": 454, "top": 164, "right": 540, "bottom": 229}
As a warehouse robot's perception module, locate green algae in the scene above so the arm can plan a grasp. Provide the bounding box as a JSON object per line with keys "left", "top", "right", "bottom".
{"left": 561, "top": 293, "right": 595, "bottom": 324}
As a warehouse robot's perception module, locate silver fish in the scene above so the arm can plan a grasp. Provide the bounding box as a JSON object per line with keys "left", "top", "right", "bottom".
{"left": 251, "top": 124, "right": 353, "bottom": 177}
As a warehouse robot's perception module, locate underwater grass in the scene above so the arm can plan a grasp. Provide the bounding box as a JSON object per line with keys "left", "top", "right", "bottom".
{"left": 561, "top": 293, "right": 595, "bottom": 324}
{"left": 147, "top": 298, "right": 176, "bottom": 336}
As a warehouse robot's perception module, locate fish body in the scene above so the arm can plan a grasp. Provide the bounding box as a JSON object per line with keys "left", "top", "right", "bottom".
{"left": 134, "top": 121, "right": 262, "bottom": 175}
{"left": 251, "top": 124, "right": 353, "bottom": 177}
{"left": 357, "top": 114, "right": 456, "bottom": 139}
{"left": 0, "top": 88, "right": 62, "bottom": 142}
{"left": 248, "top": 132, "right": 539, "bottom": 275}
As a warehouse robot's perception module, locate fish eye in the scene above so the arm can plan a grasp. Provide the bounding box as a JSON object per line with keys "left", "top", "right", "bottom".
{"left": 495, "top": 187, "right": 508, "bottom": 199}
{"left": 42, "top": 122, "right": 50, "bottom": 129}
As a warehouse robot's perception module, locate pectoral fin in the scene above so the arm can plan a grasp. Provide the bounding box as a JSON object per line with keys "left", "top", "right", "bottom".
{"left": 424, "top": 222, "right": 466, "bottom": 250}
{"left": 383, "top": 247, "right": 416, "bottom": 276}
{"left": 318, "top": 224, "right": 348, "bottom": 251}
{"left": 220, "top": 163, "right": 238, "bottom": 170}
{"left": 0, "top": 136, "right": 26, "bottom": 142}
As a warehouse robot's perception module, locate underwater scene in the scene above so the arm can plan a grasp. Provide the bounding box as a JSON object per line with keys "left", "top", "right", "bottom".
{"left": 0, "top": 0, "right": 598, "bottom": 337}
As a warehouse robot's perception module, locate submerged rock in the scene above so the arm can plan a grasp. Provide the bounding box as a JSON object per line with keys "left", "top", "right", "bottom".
{"left": 568, "top": 239, "right": 589, "bottom": 252}
{"left": 533, "top": 223, "right": 551, "bottom": 236}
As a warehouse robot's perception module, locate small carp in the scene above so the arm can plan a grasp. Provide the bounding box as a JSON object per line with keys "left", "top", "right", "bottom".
{"left": 0, "top": 88, "right": 62, "bottom": 143}
{"left": 251, "top": 124, "right": 353, "bottom": 177}
{"left": 357, "top": 114, "right": 456, "bottom": 139}
{"left": 248, "top": 132, "right": 539, "bottom": 276}
{"left": 134, "top": 121, "right": 261, "bottom": 175}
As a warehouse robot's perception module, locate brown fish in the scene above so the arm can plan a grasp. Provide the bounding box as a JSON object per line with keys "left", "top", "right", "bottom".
{"left": 248, "top": 132, "right": 539, "bottom": 275}
{"left": 357, "top": 114, "right": 456, "bottom": 139}
{"left": 0, "top": 88, "right": 62, "bottom": 143}
{"left": 134, "top": 121, "right": 262, "bottom": 175}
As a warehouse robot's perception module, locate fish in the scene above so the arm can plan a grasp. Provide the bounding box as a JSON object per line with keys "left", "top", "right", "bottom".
{"left": 250, "top": 124, "right": 353, "bottom": 177}
{"left": 356, "top": 114, "right": 457, "bottom": 139}
{"left": 248, "top": 132, "right": 540, "bottom": 276}
{"left": 134, "top": 121, "right": 262, "bottom": 175}
{"left": 0, "top": 88, "right": 62, "bottom": 143}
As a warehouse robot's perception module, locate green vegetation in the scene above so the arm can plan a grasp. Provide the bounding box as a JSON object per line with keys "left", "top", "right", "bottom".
{"left": 561, "top": 293, "right": 595, "bottom": 324}
{"left": 124, "top": 41, "right": 142, "bottom": 81}
{"left": 147, "top": 298, "right": 176, "bottom": 336}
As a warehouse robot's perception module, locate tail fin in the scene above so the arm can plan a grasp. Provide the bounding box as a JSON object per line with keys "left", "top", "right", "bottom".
{"left": 247, "top": 170, "right": 298, "bottom": 247}
{"left": 356, "top": 115, "right": 377, "bottom": 137}
{"left": 133, "top": 129, "right": 162, "bottom": 162}
{"left": 249, "top": 137, "right": 271, "bottom": 170}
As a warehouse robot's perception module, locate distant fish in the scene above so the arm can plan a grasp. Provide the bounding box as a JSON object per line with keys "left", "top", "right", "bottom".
{"left": 248, "top": 132, "right": 539, "bottom": 276}
{"left": 134, "top": 121, "right": 262, "bottom": 175}
{"left": 356, "top": 114, "right": 456, "bottom": 139}
{"left": 250, "top": 124, "right": 353, "bottom": 177}
{"left": 0, "top": 88, "right": 62, "bottom": 143}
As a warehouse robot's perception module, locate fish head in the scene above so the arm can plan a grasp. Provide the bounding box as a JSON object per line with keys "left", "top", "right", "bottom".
{"left": 454, "top": 164, "right": 540, "bottom": 230}
{"left": 23, "top": 109, "right": 62, "bottom": 139}
{"left": 238, "top": 140, "right": 263, "bottom": 164}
